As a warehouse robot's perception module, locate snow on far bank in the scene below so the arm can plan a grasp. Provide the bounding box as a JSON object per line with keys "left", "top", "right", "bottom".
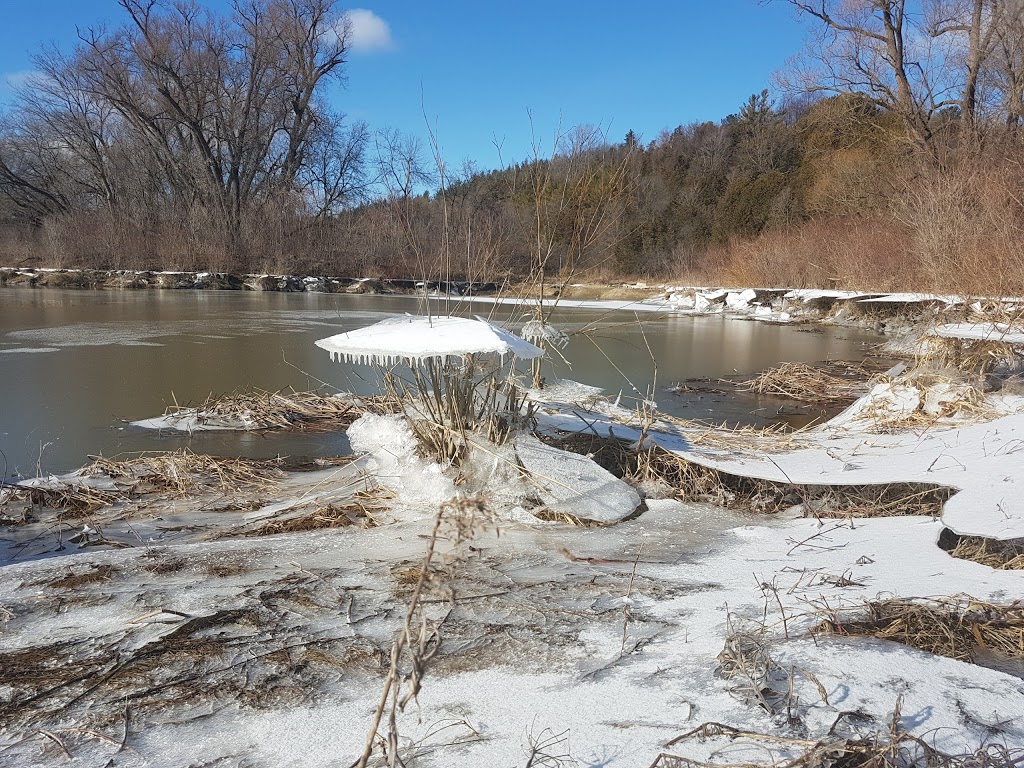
{"left": 930, "top": 321, "right": 1024, "bottom": 344}
{"left": 783, "top": 288, "right": 876, "bottom": 302}
{"left": 464, "top": 294, "right": 676, "bottom": 313}
{"left": 859, "top": 292, "right": 963, "bottom": 305}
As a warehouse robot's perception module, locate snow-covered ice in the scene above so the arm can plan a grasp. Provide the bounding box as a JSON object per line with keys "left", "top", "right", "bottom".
{"left": 315, "top": 315, "right": 544, "bottom": 365}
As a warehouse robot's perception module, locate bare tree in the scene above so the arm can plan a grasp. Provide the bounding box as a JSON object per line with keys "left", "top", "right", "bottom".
{"left": 779, "top": 0, "right": 953, "bottom": 149}
{"left": 73, "top": 0, "right": 351, "bottom": 252}
{"left": 302, "top": 113, "right": 372, "bottom": 216}
{"left": 925, "top": 0, "right": 1001, "bottom": 139}
{"left": 988, "top": 0, "right": 1024, "bottom": 127}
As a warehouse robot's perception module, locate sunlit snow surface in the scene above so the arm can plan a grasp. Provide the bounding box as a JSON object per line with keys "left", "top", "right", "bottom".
{"left": 6, "top": 285, "right": 1024, "bottom": 763}
{"left": 930, "top": 321, "right": 1024, "bottom": 344}
{"left": 314, "top": 315, "right": 543, "bottom": 365}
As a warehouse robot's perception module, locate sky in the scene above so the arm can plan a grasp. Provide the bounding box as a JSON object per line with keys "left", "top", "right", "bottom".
{"left": 0, "top": 0, "right": 809, "bottom": 172}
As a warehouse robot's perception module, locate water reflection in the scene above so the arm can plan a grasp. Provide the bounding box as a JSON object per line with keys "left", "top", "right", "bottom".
{"left": 0, "top": 289, "right": 882, "bottom": 475}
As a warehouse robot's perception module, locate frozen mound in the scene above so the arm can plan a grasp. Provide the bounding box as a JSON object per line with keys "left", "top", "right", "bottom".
{"left": 520, "top": 319, "right": 570, "bottom": 349}
{"left": 315, "top": 315, "right": 544, "bottom": 366}
{"left": 347, "top": 413, "right": 455, "bottom": 507}
{"left": 513, "top": 435, "right": 642, "bottom": 524}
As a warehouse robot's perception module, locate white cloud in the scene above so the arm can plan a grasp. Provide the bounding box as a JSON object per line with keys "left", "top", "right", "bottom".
{"left": 347, "top": 9, "right": 395, "bottom": 53}
{"left": 0, "top": 71, "right": 38, "bottom": 104}
{"left": 2, "top": 70, "right": 37, "bottom": 91}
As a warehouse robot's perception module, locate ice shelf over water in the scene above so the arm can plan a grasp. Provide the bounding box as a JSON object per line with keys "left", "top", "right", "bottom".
{"left": 314, "top": 315, "right": 544, "bottom": 365}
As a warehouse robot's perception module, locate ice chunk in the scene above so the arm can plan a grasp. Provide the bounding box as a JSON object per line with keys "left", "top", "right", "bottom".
{"left": 513, "top": 435, "right": 642, "bottom": 524}
{"left": 520, "top": 319, "right": 570, "bottom": 349}
{"left": 347, "top": 413, "right": 455, "bottom": 506}
{"left": 726, "top": 288, "right": 757, "bottom": 309}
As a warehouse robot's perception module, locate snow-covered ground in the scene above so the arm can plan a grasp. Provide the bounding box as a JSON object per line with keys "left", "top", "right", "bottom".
{"left": 4, "top": 300, "right": 1024, "bottom": 766}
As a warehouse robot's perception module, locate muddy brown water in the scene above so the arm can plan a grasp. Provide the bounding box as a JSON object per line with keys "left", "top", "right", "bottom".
{"left": 0, "top": 289, "right": 884, "bottom": 476}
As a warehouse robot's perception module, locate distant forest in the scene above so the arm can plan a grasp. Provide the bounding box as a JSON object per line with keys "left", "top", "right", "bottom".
{"left": 4, "top": 0, "right": 1024, "bottom": 294}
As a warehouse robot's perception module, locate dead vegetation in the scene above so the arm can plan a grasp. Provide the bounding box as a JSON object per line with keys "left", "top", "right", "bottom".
{"left": 542, "top": 432, "right": 952, "bottom": 518}
{"left": 383, "top": 358, "right": 536, "bottom": 467}
{"left": 650, "top": 719, "right": 1024, "bottom": 768}
{"left": 815, "top": 596, "right": 1024, "bottom": 665}
{"left": 155, "top": 389, "right": 396, "bottom": 432}
{"left": 0, "top": 448, "right": 284, "bottom": 520}
{"left": 0, "top": 450, "right": 283, "bottom": 521}
{"left": 740, "top": 360, "right": 888, "bottom": 407}
{"left": 246, "top": 490, "right": 388, "bottom": 536}
{"left": 44, "top": 563, "right": 117, "bottom": 589}
{"left": 85, "top": 451, "right": 281, "bottom": 495}
{"left": 942, "top": 530, "right": 1024, "bottom": 570}
{"left": 0, "top": 581, "right": 387, "bottom": 735}
{"left": 922, "top": 336, "right": 1024, "bottom": 375}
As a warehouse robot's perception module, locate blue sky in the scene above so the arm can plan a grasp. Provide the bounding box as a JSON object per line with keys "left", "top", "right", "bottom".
{"left": 0, "top": 1, "right": 808, "bottom": 171}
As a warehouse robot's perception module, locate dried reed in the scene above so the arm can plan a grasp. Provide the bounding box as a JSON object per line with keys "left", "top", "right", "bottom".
{"left": 942, "top": 530, "right": 1024, "bottom": 571}
{"left": 816, "top": 596, "right": 1024, "bottom": 663}
{"left": 920, "top": 337, "right": 1022, "bottom": 375}
{"left": 383, "top": 357, "right": 535, "bottom": 465}
{"left": 0, "top": 450, "right": 281, "bottom": 518}
{"left": 245, "top": 491, "right": 388, "bottom": 536}
{"left": 159, "top": 389, "right": 394, "bottom": 432}
{"left": 651, "top": 720, "right": 1024, "bottom": 768}
{"left": 740, "top": 360, "right": 883, "bottom": 406}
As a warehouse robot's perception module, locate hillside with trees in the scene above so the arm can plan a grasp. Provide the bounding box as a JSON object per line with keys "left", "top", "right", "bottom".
{"left": 3, "top": 0, "right": 1024, "bottom": 295}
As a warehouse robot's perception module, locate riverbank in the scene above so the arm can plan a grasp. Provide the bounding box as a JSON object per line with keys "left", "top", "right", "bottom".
{"left": 1, "top": 264, "right": 986, "bottom": 340}
{"left": 2, "top": 289, "right": 1023, "bottom": 766}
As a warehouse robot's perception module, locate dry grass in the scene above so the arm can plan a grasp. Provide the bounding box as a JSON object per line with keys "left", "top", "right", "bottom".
{"left": 542, "top": 431, "right": 952, "bottom": 518}
{"left": 246, "top": 490, "right": 387, "bottom": 536}
{"left": 158, "top": 389, "right": 395, "bottom": 432}
{"left": 919, "top": 337, "right": 1022, "bottom": 376}
{"left": 651, "top": 720, "right": 1024, "bottom": 768}
{"left": 44, "top": 564, "right": 117, "bottom": 589}
{"left": 942, "top": 530, "right": 1024, "bottom": 571}
{"left": 17, "top": 484, "right": 124, "bottom": 517}
{"left": 632, "top": 443, "right": 950, "bottom": 517}
{"left": 740, "top": 360, "right": 888, "bottom": 407}
{"left": 385, "top": 359, "right": 535, "bottom": 466}
{"left": 86, "top": 450, "right": 280, "bottom": 495}
{"left": 815, "top": 596, "right": 1024, "bottom": 664}
{"left": 0, "top": 593, "right": 388, "bottom": 734}
{"left": 0, "top": 450, "right": 284, "bottom": 519}
{"left": 532, "top": 508, "right": 624, "bottom": 527}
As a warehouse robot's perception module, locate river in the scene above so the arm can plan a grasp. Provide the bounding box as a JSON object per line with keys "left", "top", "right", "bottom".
{"left": 0, "top": 288, "right": 883, "bottom": 476}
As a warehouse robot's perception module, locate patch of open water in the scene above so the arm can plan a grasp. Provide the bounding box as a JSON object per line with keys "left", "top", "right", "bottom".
{"left": 0, "top": 289, "right": 884, "bottom": 476}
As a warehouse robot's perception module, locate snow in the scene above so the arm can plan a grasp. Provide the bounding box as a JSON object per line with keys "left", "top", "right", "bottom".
{"left": 859, "top": 292, "right": 962, "bottom": 304}
{"left": 8, "top": 289, "right": 1024, "bottom": 765}
{"left": 1, "top": 486, "right": 1022, "bottom": 766}
{"left": 315, "top": 315, "right": 544, "bottom": 365}
{"left": 725, "top": 288, "right": 757, "bottom": 309}
{"left": 465, "top": 295, "right": 676, "bottom": 313}
{"left": 347, "top": 413, "right": 456, "bottom": 508}
{"left": 930, "top": 321, "right": 1024, "bottom": 344}
{"left": 543, "top": 394, "right": 1024, "bottom": 540}
{"left": 784, "top": 288, "right": 873, "bottom": 302}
